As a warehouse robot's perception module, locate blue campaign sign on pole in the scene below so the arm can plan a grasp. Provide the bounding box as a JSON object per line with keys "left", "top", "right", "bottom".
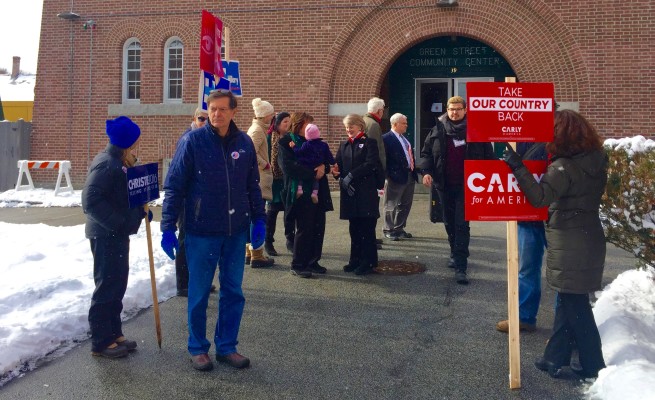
{"left": 222, "top": 60, "right": 242, "bottom": 96}
{"left": 198, "top": 60, "right": 242, "bottom": 110}
{"left": 199, "top": 71, "right": 231, "bottom": 111}
{"left": 126, "top": 163, "right": 160, "bottom": 208}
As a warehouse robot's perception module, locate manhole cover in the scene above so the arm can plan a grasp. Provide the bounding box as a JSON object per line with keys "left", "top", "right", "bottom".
{"left": 374, "top": 260, "right": 426, "bottom": 275}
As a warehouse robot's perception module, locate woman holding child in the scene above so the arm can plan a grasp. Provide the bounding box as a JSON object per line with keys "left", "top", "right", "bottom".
{"left": 278, "top": 112, "right": 333, "bottom": 278}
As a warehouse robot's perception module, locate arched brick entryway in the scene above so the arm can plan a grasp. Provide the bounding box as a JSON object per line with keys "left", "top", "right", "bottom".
{"left": 321, "top": 0, "right": 587, "bottom": 139}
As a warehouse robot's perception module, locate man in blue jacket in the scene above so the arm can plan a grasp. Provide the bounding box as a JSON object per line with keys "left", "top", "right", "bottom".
{"left": 160, "top": 90, "right": 266, "bottom": 371}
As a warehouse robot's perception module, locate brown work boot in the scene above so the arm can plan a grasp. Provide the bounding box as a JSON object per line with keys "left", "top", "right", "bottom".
{"left": 216, "top": 352, "right": 250, "bottom": 369}
{"left": 191, "top": 353, "right": 214, "bottom": 371}
{"left": 250, "top": 248, "right": 274, "bottom": 268}
{"left": 496, "top": 319, "right": 537, "bottom": 333}
{"left": 245, "top": 245, "right": 251, "bottom": 265}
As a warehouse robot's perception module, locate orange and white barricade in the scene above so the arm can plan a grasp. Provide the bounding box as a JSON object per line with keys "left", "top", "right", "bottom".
{"left": 16, "top": 160, "right": 74, "bottom": 196}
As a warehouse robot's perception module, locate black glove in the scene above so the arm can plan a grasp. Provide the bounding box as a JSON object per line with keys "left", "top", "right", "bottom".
{"left": 502, "top": 143, "right": 524, "bottom": 171}
{"left": 340, "top": 173, "right": 356, "bottom": 197}
{"left": 341, "top": 172, "right": 354, "bottom": 188}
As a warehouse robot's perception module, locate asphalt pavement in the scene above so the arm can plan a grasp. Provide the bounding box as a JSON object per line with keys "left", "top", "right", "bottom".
{"left": 0, "top": 193, "right": 636, "bottom": 399}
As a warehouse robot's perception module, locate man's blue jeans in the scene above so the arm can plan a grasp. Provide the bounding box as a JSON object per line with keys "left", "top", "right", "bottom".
{"left": 518, "top": 222, "right": 546, "bottom": 325}
{"left": 185, "top": 230, "right": 247, "bottom": 356}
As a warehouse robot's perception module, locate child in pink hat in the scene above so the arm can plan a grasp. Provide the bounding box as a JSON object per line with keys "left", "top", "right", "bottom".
{"left": 289, "top": 124, "right": 335, "bottom": 203}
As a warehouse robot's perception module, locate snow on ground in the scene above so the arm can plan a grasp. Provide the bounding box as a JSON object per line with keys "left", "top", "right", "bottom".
{"left": 1, "top": 181, "right": 654, "bottom": 399}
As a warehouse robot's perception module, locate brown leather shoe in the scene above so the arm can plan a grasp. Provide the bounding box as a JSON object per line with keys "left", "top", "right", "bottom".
{"left": 191, "top": 353, "right": 214, "bottom": 371}
{"left": 496, "top": 319, "right": 537, "bottom": 333}
{"left": 216, "top": 352, "right": 250, "bottom": 369}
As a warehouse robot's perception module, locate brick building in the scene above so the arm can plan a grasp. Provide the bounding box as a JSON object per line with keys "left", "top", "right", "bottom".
{"left": 32, "top": 0, "right": 654, "bottom": 185}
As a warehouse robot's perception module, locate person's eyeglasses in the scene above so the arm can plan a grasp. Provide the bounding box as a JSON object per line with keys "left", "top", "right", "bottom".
{"left": 197, "top": 116, "right": 207, "bottom": 122}
{"left": 447, "top": 108, "right": 464, "bottom": 112}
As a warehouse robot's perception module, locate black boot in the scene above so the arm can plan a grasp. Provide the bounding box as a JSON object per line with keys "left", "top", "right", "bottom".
{"left": 264, "top": 241, "right": 278, "bottom": 256}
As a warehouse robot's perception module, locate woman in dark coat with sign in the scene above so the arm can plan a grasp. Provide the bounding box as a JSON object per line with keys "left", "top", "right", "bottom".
{"left": 82, "top": 116, "right": 147, "bottom": 359}
{"left": 332, "top": 114, "right": 384, "bottom": 275}
{"left": 278, "top": 112, "right": 334, "bottom": 278}
{"left": 503, "top": 109, "right": 608, "bottom": 379}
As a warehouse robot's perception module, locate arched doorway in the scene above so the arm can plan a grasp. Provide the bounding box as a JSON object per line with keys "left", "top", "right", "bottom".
{"left": 382, "top": 36, "right": 515, "bottom": 150}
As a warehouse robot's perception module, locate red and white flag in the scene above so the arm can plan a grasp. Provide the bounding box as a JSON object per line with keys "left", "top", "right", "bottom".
{"left": 200, "top": 10, "right": 224, "bottom": 78}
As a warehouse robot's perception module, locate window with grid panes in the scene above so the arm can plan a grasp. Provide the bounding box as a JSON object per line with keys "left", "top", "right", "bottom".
{"left": 165, "top": 37, "right": 183, "bottom": 102}
{"left": 123, "top": 39, "right": 141, "bottom": 102}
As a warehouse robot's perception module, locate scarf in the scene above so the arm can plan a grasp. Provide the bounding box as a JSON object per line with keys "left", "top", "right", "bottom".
{"left": 368, "top": 113, "right": 382, "bottom": 124}
{"left": 348, "top": 131, "right": 365, "bottom": 143}
{"left": 442, "top": 116, "right": 467, "bottom": 141}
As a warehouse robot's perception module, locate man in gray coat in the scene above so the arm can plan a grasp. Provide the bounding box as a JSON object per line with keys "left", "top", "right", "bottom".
{"left": 364, "top": 97, "right": 387, "bottom": 248}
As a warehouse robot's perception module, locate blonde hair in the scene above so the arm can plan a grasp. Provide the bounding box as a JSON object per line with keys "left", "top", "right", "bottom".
{"left": 342, "top": 114, "right": 366, "bottom": 131}
{"left": 447, "top": 96, "right": 466, "bottom": 108}
{"left": 193, "top": 107, "right": 205, "bottom": 118}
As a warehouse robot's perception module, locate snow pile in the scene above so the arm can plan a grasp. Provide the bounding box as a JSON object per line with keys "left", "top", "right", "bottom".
{"left": 0, "top": 221, "right": 176, "bottom": 386}
{"left": 586, "top": 267, "right": 655, "bottom": 399}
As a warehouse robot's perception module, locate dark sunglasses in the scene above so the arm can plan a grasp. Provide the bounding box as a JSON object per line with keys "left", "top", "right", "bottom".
{"left": 197, "top": 116, "right": 207, "bottom": 122}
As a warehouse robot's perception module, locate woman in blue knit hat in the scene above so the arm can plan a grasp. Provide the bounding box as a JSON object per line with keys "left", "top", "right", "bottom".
{"left": 82, "top": 116, "right": 149, "bottom": 359}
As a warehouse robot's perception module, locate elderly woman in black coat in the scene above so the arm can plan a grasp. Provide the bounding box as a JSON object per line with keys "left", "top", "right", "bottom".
{"left": 82, "top": 116, "right": 148, "bottom": 359}
{"left": 332, "top": 113, "right": 384, "bottom": 275}
{"left": 503, "top": 110, "right": 608, "bottom": 379}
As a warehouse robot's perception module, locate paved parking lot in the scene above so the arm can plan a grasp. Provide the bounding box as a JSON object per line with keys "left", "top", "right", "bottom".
{"left": 0, "top": 194, "right": 634, "bottom": 399}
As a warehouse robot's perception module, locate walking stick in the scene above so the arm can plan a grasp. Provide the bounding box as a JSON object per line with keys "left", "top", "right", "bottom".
{"left": 144, "top": 203, "right": 162, "bottom": 348}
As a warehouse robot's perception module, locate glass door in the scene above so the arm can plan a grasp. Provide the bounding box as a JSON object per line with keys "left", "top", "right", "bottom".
{"left": 414, "top": 79, "right": 451, "bottom": 151}
{"left": 454, "top": 77, "right": 494, "bottom": 104}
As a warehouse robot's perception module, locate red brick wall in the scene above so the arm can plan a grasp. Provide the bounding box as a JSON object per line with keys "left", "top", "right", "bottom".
{"left": 33, "top": 0, "right": 654, "bottom": 186}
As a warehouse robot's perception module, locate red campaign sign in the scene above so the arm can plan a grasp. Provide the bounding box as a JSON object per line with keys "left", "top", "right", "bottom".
{"left": 466, "top": 82, "right": 554, "bottom": 143}
{"left": 464, "top": 160, "right": 548, "bottom": 222}
{"left": 200, "top": 10, "right": 224, "bottom": 78}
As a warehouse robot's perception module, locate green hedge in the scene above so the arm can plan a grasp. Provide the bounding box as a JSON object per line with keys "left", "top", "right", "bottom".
{"left": 601, "top": 136, "right": 655, "bottom": 268}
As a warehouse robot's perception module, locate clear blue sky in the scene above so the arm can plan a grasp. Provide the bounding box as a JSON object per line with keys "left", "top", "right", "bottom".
{"left": 0, "top": 0, "right": 43, "bottom": 73}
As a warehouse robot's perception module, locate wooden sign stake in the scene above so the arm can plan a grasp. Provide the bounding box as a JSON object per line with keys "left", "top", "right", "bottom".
{"left": 505, "top": 76, "right": 521, "bottom": 389}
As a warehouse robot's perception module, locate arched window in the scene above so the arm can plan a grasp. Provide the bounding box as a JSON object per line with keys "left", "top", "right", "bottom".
{"left": 164, "top": 37, "right": 183, "bottom": 102}
{"left": 122, "top": 38, "right": 141, "bottom": 103}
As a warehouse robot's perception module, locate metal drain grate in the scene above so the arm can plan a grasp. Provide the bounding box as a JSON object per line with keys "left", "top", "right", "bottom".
{"left": 374, "top": 260, "right": 426, "bottom": 275}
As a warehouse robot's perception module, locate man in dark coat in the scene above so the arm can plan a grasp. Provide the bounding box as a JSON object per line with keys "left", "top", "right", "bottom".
{"left": 382, "top": 113, "right": 418, "bottom": 241}
{"left": 417, "top": 96, "right": 496, "bottom": 285}
{"left": 160, "top": 90, "right": 265, "bottom": 371}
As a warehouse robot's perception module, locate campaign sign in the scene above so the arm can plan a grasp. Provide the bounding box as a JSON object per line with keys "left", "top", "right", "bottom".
{"left": 464, "top": 160, "right": 548, "bottom": 221}
{"left": 222, "top": 60, "right": 242, "bottom": 96}
{"left": 126, "top": 163, "right": 160, "bottom": 208}
{"left": 466, "top": 82, "right": 554, "bottom": 142}
{"left": 199, "top": 71, "right": 231, "bottom": 111}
